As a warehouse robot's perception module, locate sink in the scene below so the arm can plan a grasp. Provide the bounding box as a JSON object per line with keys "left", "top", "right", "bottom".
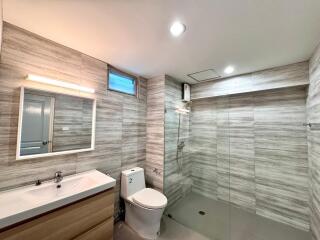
{"left": 25, "top": 176, "right": 98, "bottom": 203}
{"left": 0, "top": 170, "right": 116, "bottom": 229}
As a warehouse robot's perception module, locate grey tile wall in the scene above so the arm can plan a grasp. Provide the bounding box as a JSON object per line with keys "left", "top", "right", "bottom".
{"left": 146, "top": 75, "right": 165, "bottom": 191}
{"left": 52, "top": 93, "right": 93, "bottom": 152}
{"left": 228, "top": 95, "right": 255, "bottom": 212}
{"left": 191, "top": 62, "right": 309, "bottom": 100}
{"left": 308, "top": 42, "right": 320, "bottom": 240}
{"left": 191, "top": 98, "right": 218, "bottom": 199}
{"left": 254, "top": 87, "right": 309, "bottom": 230}
{"left": 190, "top": 86, "right": 309, "bottom": 231}
{"left": 216, "top": 97, "right": 231, "bottom": 203}
{"left": 0, "top": 22, "right": 147, "bottom": 220}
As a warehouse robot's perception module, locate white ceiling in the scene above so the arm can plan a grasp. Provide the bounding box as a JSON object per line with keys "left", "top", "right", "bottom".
{"left": 3, "top": 0, "right": 320, "bottom": 84}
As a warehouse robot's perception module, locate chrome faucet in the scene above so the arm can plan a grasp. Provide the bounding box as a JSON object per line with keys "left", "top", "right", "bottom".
{"left": 54, "top": 171, "right": 63, "bottom": 184}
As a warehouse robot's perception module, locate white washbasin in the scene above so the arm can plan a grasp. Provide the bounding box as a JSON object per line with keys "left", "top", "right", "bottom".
{"left": 0, "top": 170, "right": 116, "bottom": 229}
{"left": 25, "top": 176, "right": 98, "bottom": 202}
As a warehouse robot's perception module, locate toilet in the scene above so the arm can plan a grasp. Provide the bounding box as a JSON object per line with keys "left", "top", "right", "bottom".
{"left": 121, "top": 167, "right": 167, "bottom": 240}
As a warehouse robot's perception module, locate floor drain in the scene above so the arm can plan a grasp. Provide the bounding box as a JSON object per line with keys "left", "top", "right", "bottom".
{"left": 198, "top": 210, "right": 206, "bottom": 216}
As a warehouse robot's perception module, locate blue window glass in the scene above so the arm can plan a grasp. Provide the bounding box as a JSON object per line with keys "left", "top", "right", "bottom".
{"left": 108, "top": 70, "right": 136, "bottom": 95}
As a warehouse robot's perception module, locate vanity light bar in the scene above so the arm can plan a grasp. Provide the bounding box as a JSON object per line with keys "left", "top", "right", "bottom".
{"left": 26, "top": 74, "right": 95, "bottom": 93}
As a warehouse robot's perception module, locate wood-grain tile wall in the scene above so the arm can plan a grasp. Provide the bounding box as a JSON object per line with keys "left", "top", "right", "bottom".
{"left": 191, "top": 98, "right": 219, "bottom": 199}
{"left": 51, "top": 93, "right": 93, "bottom": 152}
{"left": 146, "top": 75, "right": 165, "bottom": 191}
{"left": 190, "top": 86, "right": 309, "bottom": 231}
{"left": 0, "top": 22, "right": 147, "bottom": 220}
{"left": 308, "top": 42, "right": 320, "bottom": 240}
{"left": 191, "top": 61, "right": 309, "bottom": 100}
{"left": 254, "top": 87, "right": 309, "bottom": 230}
{"left": 229, "top": 94, "right": 255, "bottom": 211}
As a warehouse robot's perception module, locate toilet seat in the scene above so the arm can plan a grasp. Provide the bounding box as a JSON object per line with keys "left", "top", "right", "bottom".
{"left": 132, "top": 188, "right": 167, "bottom": 209}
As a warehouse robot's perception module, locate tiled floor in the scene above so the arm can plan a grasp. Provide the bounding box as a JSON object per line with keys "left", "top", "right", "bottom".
{"left": 166, "top": 192, "right": 311, "bottom": 240}
{"left": 114, "top": 192, "right": 311, "bottom": 240}
{"left": 114, "top": 216, "right": 210, "bottom": 240}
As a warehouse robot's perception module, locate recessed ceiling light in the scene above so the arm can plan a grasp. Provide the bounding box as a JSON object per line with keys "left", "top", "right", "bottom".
{"left": 170, "top": 21, "right": 186, "bottom": 37}
{"left": 224, "top": 66, "right": 235, "bottom": 74}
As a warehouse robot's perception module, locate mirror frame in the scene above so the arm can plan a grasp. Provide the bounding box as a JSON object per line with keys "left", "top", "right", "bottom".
{"left": 16, "top": 87, "right": 96, "bottom": 160}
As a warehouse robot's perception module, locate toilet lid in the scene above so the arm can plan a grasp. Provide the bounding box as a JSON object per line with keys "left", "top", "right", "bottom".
{"left": 132, "top": 188, "right": 167, "bottom": 209}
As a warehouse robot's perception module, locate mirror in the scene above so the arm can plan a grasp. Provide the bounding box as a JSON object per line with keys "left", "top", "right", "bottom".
{"left": 17, "top": 87, "right": 96, "bottom": 160}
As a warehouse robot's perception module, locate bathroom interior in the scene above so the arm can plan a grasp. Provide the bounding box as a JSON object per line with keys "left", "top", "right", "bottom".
{"left": 0, "top": 1, "right": 320, "bottom": 240}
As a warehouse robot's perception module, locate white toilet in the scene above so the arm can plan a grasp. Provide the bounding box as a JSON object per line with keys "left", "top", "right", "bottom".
{"left": 121, "top": 167, "right": 167, "bottom": 240}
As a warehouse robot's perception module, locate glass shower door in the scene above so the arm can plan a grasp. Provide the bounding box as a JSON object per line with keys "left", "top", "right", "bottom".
{"left": 164, "top": 95, "right": 231, "bottom": 240}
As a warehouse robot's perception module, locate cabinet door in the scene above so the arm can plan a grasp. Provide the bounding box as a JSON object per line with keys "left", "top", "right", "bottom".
{"left": 73, "top": 218, "right": 113, "bottom": 240}
{"left": 0, "top": 189, "right": 114, "bottom": 240}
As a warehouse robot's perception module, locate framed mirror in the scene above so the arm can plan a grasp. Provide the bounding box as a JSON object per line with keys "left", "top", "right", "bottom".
{"left": 16, "top": 87, "right": 96, "bottom": 160}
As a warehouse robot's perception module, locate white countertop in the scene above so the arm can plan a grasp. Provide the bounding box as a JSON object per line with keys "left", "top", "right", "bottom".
{"left": 0, "top": 169, "right": 116, "bottom": 229}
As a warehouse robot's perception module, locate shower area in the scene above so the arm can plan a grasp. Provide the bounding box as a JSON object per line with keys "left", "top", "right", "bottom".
{"left": 163, "top": 70, "right": 311, "bottom": 240}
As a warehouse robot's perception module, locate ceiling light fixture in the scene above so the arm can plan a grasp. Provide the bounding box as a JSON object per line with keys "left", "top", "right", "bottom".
{"left": 170, "top": 21, "right": 186, "bottom": 37}
{"left": 224, "top": 66, "right": 235, "bottom": 74}
{"left": 26, "top": 74, "right": 95, "bottom": 93}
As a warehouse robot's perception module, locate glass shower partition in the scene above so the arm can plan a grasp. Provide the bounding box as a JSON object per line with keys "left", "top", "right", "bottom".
{"left": 163, "top": 77, "right": 193, "bottom": 207}
{"left": 163, "top": 76, "right": 231, "bottom": 240}
{"left": 164, "top": 83, "right": 311, "bottom": 240}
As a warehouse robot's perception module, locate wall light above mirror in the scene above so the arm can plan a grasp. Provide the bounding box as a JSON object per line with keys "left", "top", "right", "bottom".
{"left": 26, "top": 74, "right": 95, "bottom": 93}
{"left": 16, "top": 87, "right": 96, "bottom": 160}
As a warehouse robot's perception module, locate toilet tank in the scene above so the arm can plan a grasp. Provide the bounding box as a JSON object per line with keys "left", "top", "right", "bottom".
{"left": 121, "top": 167, "right": 146, "bottom": 199}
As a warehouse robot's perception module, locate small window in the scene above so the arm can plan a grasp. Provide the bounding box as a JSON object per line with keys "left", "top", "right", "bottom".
{"left": 108, "top": 67, "right": 137, "bottom": 96}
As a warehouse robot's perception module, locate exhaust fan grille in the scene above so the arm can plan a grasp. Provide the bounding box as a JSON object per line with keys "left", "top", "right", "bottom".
{"left": 188, "top": 69, "right": 221, "bottom": 82}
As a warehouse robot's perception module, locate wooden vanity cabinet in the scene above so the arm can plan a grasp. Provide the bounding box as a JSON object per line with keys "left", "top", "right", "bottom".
{"left": 0, "top": 188, "right": 115, "bottom": 240}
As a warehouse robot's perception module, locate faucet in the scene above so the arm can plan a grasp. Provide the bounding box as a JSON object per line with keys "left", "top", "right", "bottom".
{"left": 54, "top": 171, "right": 63, "bottom": 184}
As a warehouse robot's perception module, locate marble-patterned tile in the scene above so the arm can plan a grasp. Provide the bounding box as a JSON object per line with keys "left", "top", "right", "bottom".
{"left": 146, "top": 75, "right": 165, "bottom": 191}
{"left": 189, "top": 86, "right": 309, "bottom": 231}
{"left": 308, "top": 42, "right": 320, "bottom": 240}
{"left": 0, "top": 23, "right": 148, "bottom": 221}
{"left": 191, "top": 62, "right": 309, "bottom": 100}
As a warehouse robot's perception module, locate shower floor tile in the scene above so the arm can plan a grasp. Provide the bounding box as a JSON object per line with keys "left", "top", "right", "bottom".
{"left": 165, "top": 191, "right": 311, "bottom": 240}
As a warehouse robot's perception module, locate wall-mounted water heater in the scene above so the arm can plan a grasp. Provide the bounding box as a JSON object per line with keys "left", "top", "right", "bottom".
{"left": 182, "top": 83, "right": 191, "bottom": 102}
